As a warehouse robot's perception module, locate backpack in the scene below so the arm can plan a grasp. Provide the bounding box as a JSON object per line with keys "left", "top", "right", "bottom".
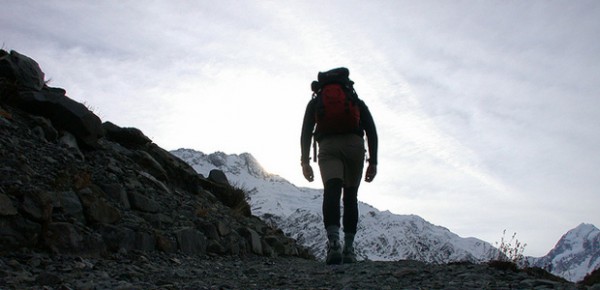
{"left": 311, "top": 67, "right": 361, "bottom": 135}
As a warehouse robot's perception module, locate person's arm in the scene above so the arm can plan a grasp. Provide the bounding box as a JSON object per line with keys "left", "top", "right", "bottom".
{"left": 360, "top": 102, "right": 378, "bottom": 165}
{"left": 360, "top": 101, "right": 378, "bottom": 182}
{"left": 300, "top": 100, "right": 316, "bottom": 181}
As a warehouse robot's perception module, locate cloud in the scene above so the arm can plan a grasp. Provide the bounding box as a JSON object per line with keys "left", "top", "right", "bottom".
{"left": 2, "top": 0, "right": 599, "bottom": 256}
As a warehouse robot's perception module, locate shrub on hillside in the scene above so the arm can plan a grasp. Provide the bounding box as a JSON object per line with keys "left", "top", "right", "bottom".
{"left": 493, "top": 230, "right": 528, "bottom": 268}
{"left": 212, "top": 183, "right": 251, "bottom": 217}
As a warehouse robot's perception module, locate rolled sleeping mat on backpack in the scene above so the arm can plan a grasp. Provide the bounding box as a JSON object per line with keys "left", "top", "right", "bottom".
{"left": 318, "top": 67, "right": 350, "bottom": 85}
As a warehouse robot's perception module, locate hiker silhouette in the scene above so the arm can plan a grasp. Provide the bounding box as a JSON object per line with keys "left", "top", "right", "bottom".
{"left": 300, "top": 67, "right": 378, "bottom": 264}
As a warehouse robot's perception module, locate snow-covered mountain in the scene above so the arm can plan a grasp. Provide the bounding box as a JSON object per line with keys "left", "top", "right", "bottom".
{"left": 530, "top": 223, "right": 600, "bottom": 282}
{"left": 171, "top": 148, "right": 498, "bottom": 263}
{"left": 171, "top": 149, "right": 600, "bottom": 282}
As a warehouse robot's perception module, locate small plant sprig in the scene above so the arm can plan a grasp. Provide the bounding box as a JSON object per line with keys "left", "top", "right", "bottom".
{"left": 494, "top": 229, "right": 528, "bottom": 268}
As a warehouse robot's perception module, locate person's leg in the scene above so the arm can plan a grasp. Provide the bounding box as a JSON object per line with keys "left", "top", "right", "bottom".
{"left": 342, "top": 186, "right": 359, "bottom": 234}
{"left": 318, "top": 137, "right": 346, "bottom": 264}
{"left": 342, "top": 186, "right": 359, "bottom": 263}
{"left": 323, "top": 178, "right": 343, "bottom": 264}
{"left": 339, "top": 135, "right": 364, "bottom": 263}
{"left": 323, "top": 178, "right": 343, "bottom": 230}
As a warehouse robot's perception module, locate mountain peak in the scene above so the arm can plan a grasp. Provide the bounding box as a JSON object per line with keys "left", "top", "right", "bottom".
{"left": 573, "top": 223, "right": 599, "bottom": 234}
{"left": 531, "top": 223, "right": 600, "bottom": 282}
{"left": 559, "top": 223, "right": 599, "bottom": 248}
{"left": 172, "top": 148, "right": 270, "bottom": 179}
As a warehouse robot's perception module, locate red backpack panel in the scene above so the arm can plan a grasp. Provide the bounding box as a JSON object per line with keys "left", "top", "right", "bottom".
{"left": 315, "top": 84, "right": 360, "bottom": 134}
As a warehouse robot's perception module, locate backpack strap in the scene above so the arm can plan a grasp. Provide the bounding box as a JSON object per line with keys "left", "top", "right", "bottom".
{"left": 312, "top": 137, "right": 317, "bottom": 162}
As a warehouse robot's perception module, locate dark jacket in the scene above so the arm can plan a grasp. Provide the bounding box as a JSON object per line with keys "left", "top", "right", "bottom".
{"left": 300, "top": 97, "right": 378, "bottom": 165}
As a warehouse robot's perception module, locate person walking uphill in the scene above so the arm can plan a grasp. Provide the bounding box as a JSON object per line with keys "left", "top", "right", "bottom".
{"left": 300, "top": 67, "right": 378, "bottom": 265}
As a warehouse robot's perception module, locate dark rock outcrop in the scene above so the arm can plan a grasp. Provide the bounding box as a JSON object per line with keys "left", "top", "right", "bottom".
{"left": 0, "top": 50, "right": 45, "bottom": 91}
{"left": 16, "top": 89, "right": 104, "bottom": 149}
{"left": 0, "top": 49, "right": 311, "bottom": 260}
{"left": 102, "top": 121, "right": 151, "bottom": 150}
{"left": 1, "top": 50, "right": 104, "bottom": 149}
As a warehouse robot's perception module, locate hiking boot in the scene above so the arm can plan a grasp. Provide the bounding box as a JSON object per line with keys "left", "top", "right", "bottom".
{"left": 326, "top": 240, "right": 343, "bottom": 265}
{"left": 342, "top": 244, "right": 357, "bottom": 264}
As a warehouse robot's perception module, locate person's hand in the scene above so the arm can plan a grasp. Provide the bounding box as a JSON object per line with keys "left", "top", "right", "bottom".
{"left": 365, "top": 164, "right": 377, "bottom": 182}
{"left": 302, "top": 163, "right": 314, "bottom": 182}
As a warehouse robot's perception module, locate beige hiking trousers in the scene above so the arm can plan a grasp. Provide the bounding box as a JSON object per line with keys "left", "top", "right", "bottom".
{"left": 317, "top": 134, "right": 366, "bottom": 187}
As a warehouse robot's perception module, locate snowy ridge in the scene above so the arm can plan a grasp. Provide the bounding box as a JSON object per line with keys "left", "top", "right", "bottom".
{"left": 171, "top": 148, "right": 497, "bottom": 263}
{"left": 171, "top": 149, "right": 599, "bottom": 281}
{"left": 530, "top": 223, "right": 600, "bottom": 282}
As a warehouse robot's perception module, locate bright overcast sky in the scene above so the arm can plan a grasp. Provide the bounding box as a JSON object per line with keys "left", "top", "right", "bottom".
{"left": 2, "top": 0, "right": 599, "bottom": 257}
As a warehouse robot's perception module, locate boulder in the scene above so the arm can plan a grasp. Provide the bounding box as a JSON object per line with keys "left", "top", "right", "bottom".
{"left": 207, "top": 240, "right": 227, "bottom": 255}
{"left": 264, "top": 236, "right": 286, "bottom": 256}
{"left": 97, "top": 224, "right": 136, "bottom": 252}
{"left": 30, "top": 115, "right": 58, "bottom": 142}
{"left": 0, "top": 216, "right": 41, "bottom": 249}
{"left": 133, "top": 151, "right": 168, "bottom": 181}
{"left": 0, "top": 50, "right": 45, "bottom": 91}
{"left": 208, "top": 169, "right": 229, "bottom": 186}
{"left": 102, "top": 121, "right": 151, "bottom": 149}
{"left": 98, "top": 183, "right": 130, "bottom": 209}
{"left": 59, "top": 131, "right": 84, "bottom": 160}
{"left": 215, "top": 221, "right": 231, "bottom": 236}
{"left": 239, "top": 227, "right": 263, "bottom": 255}
{"left": 58, "top": 190, "right": 85, "bottom": 223}
{"left": 85, "top": 198, "right": 122, "bottom": 224}
{"left": 16, "top": 89, "right": 104, "bottom": 148}
{"left": 45, "top": 222, "right": 83, "bottom": 253}
{"left": 198, "top": 222, "right": 219, "bottom": 240}
{"left": 44, "top": 222, "right": 107, "bottom": 255}
{"left": 135, "top": 231, "right": 156, "bottom": 252}
{"left": 155, "top": 233, "right": 177, "bottom": 253}
{"left": 144, "top": 144, "right": 203, "bottom": 195}
{"left": 0, "top": 193, "right": 17, "bottom": 216}
{"left": 21, "top": 190, "right": 54, "bottom": 222}
{"left": 175, "top": 228, "right": 207, "bottom": 255}
{"left": 71, "top": 186, "right": 119, "bottom": 224}
{"left": 128, "top": 192, "right": 160, "bottom": 213}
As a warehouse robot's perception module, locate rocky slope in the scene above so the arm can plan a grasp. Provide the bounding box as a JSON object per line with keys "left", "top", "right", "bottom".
{"left": 1, "top": 251, "right": 584, "bottom": 290}
{"left": 0, "top": 49, "right": 308, "bottom": 261}
{"left": 0, "top": 49, "right": 596, "bottom": 289}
